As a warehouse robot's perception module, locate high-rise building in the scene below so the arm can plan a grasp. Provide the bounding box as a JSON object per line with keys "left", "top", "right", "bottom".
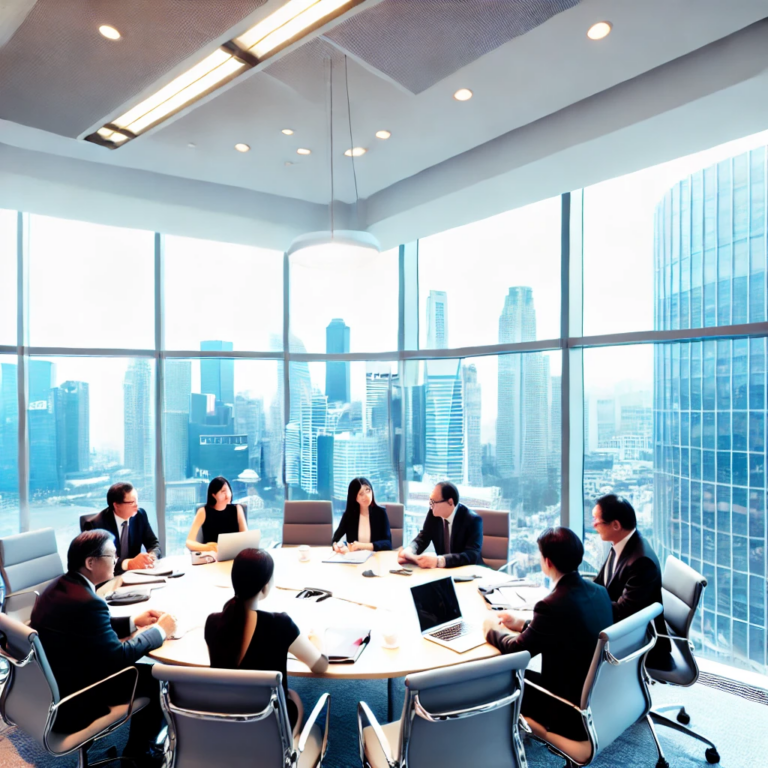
{"left": 653, "top": 146, "right": 768, "bottom": 674}
{"left": 187, "top": 393, "right": 248, "bottom": 480}
{"left": 299, "top": 389, "right": 328, "bottom": 494}
{"left": 164, "top": 360, "right": 191, "bottom": 482}
{"left": 124, "top": 359, "right": 153, "bottom": 480}
{"left": 326, "top": 319, "right": 350, "bottom": 404}
{"left": 332, "top": 433, "right": 389, "bottom": 499}
{"left": 425, "top": 359, "right": 464, "bottom": 482}
{"left": 0, "top": 363, "right": 18, "bottom": 494}
{"left": 462, "top": 364, "right": 482, "bottom": 486}
{"left": 596, "top": 398, "right": 617, "bottom": 448}
{"left": 549, "top": 374, "right": 562, "bottom": 469}
{"left": 28, "top": 360, "right": 58, "bottom": 492}
{"left": 365, "top": 368, "right": 391, "bottom": 434}
{"left": 408, "top": 382, "right": 426, "bottom": 479}
{"left": 55, "top": 380, "right": 90, "bottom": 477}
{"left": 235, "top": 392, "right": 265, "bottom": 473}
{"left": 426, "top": 290, "right": 448, "bottom": 348}
{"left": 200, "top": 340, "right": 235, "bottom": 405}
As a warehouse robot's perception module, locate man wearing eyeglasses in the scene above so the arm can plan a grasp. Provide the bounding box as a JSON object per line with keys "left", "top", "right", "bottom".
{"left": 88, "top": 482, "right": 162, "bottom": 573}
{"left": 397, "top": 480, "right": 484, "bottom": 568}
{"left": 31, "top": 530, "right": 177, "bottom": 766}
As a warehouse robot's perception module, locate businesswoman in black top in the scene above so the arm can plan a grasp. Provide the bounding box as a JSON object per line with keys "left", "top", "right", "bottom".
{"left": 205, "top": 549, "right": 328, "bottom": 730}
{"left": 332, "top": 477, "right": 392, "bottom": 553}
{"left": 186, "top": 476, "right": 247, "bottom": 552}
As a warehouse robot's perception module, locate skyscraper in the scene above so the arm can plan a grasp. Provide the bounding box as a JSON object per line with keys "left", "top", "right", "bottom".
{"left": 426, "top": 290, "right": 448, "bottom": 348}
{"left": 365, "top": 368, "right": 391, "bottom": 434}
{"left": 235, "top": 392, "right": 264, "bottom": 473}
{"left": 462, "top": 364, "right": 482, "bottom": 486}
{"left": 200, "top": 340, "right": 234, "bottom": 405}
{"left": 0, "top": 363, "right": 18, "bottom": 494}
{"left": 28, "top": 360, "right": 58, "bottom": 492}
{"left": 299, "top": 389, "right": 328, "bottom": 494}
{"left": 549, "top": 374, "right": 562, "bottom": 470}
{"left": 164, "top": 360, "right": 191, "bottom": 482}
{"left": 55, "top": 381, "right": 90, "bottom": 476}
{"left": 124, "top": 359, "right": 153, "bottom": 480}
{"left": 326, "top": 319, "right": 350, "bottom": 404}
{"left": 653, "top": 145, "right": 768, "bottom": 674}
{"left": 425, "top": 359, "right": 464, "bottom": 482}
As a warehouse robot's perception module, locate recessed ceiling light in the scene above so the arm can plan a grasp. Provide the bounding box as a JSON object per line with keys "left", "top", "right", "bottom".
{"left": 235, "top": 143, "right": 250, "bottom": 153}
{"left": 297, "top": 148, "right": 311, "bottom": 155}
{"left": 187, "top": 142, "right": 196, "bottom": 148}
{"left": 344, "top": 147, "right": 367, "bottom": 157}
{"left": 99, "top": 25, "right": 121, "bottom": 40}
{"left": 375, "top": 130, "right": 391, "bottom": 140}
{"left": 285, "top": 161, "right": 294, "bottom": 166}
{"left": 453, "top": 88, "right": 473, "bottom": 102}
{"left": 282, "top": 128, "right": 294, "bottom": 135}
{"left": 587, "top": 21, "right": 612, "bottom": 40}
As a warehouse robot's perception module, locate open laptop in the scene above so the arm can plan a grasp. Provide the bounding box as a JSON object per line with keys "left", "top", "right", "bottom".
{"left": 410, "top": 576, "right": 485, "bottom": 654}
{"left": 216, "top": 529, "right": 261, "bottom": 562}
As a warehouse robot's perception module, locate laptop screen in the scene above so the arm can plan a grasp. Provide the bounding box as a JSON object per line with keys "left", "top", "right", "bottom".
{"left": 411, "top": 577, "right": 462, "bottom": 633}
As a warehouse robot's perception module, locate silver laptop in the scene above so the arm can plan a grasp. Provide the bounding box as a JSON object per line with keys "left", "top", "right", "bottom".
{"left": 216, "top": 529, "right": 261, "bottom": 562}
{"left": 410, "top": 576, "right": 485, "bottom": 654}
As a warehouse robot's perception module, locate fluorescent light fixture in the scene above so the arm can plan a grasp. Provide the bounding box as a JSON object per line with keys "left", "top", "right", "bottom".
{"left": 375, "top": 130, "right": 391, "bottom": 140}
{"left": 344, "top": 147, "right": 367, "bottom": 157}
{"left": 99, "top": 25, "right": 121, "bottom": 40}
{"left": 587, "top": 21, "right": 612, "bottom": 40}
{"left": 235, "top": 143, "right": 251, "bottom": 152}
{"left": 297, "top": 147, "right": 311, "bottom": 155}
{"left": 282, "top": 128, "right": 295, "bottom": 135}
{"left": 453, "top": 88, "right": 473, "bottom": 101}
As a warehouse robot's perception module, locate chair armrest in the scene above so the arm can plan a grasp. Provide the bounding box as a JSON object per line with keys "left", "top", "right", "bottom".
{"left": 271, "top": 541, "right": 282, "bottom": 549}
{"left": 413, "top": 689, "right": 521, "bottom": 722}
{"left": 604, "top": 633, "right": 657, "bottom": 666}
{"left": 3, "top": 591, "right": 39, "bottom": 618}
{"left": 55, "top": 665, "right": 139, "bottom": 711}
{"left": 655, "top": 632, "right": 694, "bottom": 651}
{"left": 357, "top": 701, "right": 396, "bottom": 768}
{"left": 523, "top": 679, "right": 584, "bottom": 714}
{"left": 498, "top": 559, "right": 518, "bottom": 575}
{"left": 297, "top": 692, "right": 331, "bottom": 763}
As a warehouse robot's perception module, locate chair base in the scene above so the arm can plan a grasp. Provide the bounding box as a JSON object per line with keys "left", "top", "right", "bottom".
{"left": 646, "top": 712, "right": 720, "bottom": 765}
{"left": 77, "top": 743, "right": 140, "bottom": 768}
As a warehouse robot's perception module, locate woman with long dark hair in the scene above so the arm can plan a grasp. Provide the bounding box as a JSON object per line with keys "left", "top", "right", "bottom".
{"left": 331, "top": 477, "right": 392, "bottom": 553}
{"left": 205, "top": 549, "right": 328, "bottom": 729}
{"left": 186, "top": 476, "right": 247, "bottom": 552}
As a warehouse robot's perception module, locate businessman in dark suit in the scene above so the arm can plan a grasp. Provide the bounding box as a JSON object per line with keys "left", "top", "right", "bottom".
{"left": 483, "top": 527, "right": 613, "bottom": 742}
{"left": 88, "top": 482, "right": 162, "bottom": 574}
{"left": 31, "top": 530, "right": 177, "bottom": 766}
{"left": 398, "top": 480, "right": 484, "bottom": 568}
{"left": 591, "top": 493, "right": 670, "bottom": 668}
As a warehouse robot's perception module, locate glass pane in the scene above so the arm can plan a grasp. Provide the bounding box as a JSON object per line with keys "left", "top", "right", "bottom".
{"left": 0, "top": 210, "right": 16, "bottom": 345}
{"left": 165, "top": 236, "right": 283, "bottom": 351}
{"left": 418, "top": 197, "right": 561, "bottom": 348}
{"left": 289, "top": 247, "right": 398, "bottom": 353}
{"left": 285, "top": 361, "right": 399, "bottom": 528}
{"left": 164, "top": 359, "right": 284, "bottom": 555}
{"left": 583, "top": 130, "right": 768, "bottom": 335}
{"left": 403, "top": 351, "right": 561, "bottom": 580}
{"left": 0, "top": 356, "right": 19, "bottom": 537}
{"left": 29, "top": 216, "right": 154, "bottom": 348}
{"left": 584, "top": 342, "right": 767, "bottom": 676}
{"left": 28, "top": 357, "right": 156, "bottom": 556}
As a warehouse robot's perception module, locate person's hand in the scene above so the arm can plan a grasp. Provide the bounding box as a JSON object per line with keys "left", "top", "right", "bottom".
{"left": 157, "top": 613, "right": 178, "bottom": 637}
{"left": 349, "top": 541, "right": 370, "bottom": 552}
{"left": 126, "top": 552, "right": 155, "bottom": 570}
{"left": 133, "top": 609, "right": 162, "bottom": 628}
{"left": 483, "top": 614, "right": 501, "bottom": 638}
{"left": 397, "top": 548, "right": 408, "bottom": 565}
{"left": 497, "top": 612, "right": 526, "bottom": 632}
{"left": 415, "top": 554, "right": 438, "bottom": 569}
{"left": 204, "top": 542, "right": 218, "bottom": 553}
{"left": 333, "top": 542, "right": 349, "bottom": 554}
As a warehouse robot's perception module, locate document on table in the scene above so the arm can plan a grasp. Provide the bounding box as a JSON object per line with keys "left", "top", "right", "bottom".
{"left": 322, "top": 550, "right": 373, "bottom": 565}
{"left": 494, "top": 585, "right": 549, "bottom": 610}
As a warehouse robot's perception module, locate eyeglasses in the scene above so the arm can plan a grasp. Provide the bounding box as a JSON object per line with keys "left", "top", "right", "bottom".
{"left": 90, "top": 552, "right": 118, "bottom": 562}
{"left": 592, "top": 520, "right": 609, "bottom": 527}
{"left": 115, "top": 500, "right": 138, "bottom": 507}
{"left": 429, "top": 499, "right": 449, "bottom": 509}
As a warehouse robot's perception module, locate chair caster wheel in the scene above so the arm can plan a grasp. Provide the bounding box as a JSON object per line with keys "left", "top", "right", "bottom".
{"left": 705, "top": 747, "right": 720, "bottom": 764}
{"left": 655, "top": 758, "right": 670, "bottom": 768}
{"left": 676, "top": 707, "right": 690, "bottom": 725}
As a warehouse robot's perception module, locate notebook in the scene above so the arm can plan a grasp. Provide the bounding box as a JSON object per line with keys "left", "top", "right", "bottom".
{"left": 321, "top": 550, "right": 373, "bottom": 565}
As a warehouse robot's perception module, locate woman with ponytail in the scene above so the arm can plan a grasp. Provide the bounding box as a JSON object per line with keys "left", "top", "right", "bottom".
{"left": 204, "top": 548, "right": 328, "bottom": 728}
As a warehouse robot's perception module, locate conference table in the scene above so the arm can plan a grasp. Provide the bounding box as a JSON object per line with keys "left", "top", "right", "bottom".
{"left": 106, "top": 548, "right": 531, "bottom": 719}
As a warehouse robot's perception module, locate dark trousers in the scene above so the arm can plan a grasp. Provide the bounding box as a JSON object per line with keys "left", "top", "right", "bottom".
{"left": 123, "top": 663, "right": 164, "bottom": 757}
{"left": 521, "top": 671, "right": 587, "bottom": 742}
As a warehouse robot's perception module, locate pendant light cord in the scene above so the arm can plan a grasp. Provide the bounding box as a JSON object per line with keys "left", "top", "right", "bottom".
{"left": 329, "top": 56, "right": 335, "bottom": 238}
{"left": 344, "top": 55, "right": 360, "bottom": 220}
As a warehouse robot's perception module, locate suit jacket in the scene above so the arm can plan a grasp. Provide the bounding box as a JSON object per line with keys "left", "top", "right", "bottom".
{"left": 594, "top": 530, "right": 670, "bottom": 666}
{"left": 30, "top": 572, "right": 164, "bottom": 728}
{"left": 487, "top": 572, "right": 613, "bottom": 707}
{"left": 409, "top": 503, "right": 484, "bottom": 568}
{"left": 89, "top": 507, "right": 161, "bottom": 574}
{"left": 332, "top": 505, "right": 392, "bottom": 551}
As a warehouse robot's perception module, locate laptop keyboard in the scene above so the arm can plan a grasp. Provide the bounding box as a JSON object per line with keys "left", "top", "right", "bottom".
{"left": 430, "top": 621, "right": 475, "bottom": 642}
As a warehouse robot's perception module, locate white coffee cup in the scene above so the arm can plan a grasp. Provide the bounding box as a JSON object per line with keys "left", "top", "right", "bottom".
{"left": 382, "top": 629, "right": 399, "bottom": 648}
{"left": 298, "top": 545, "right": 311, "bottom": 562}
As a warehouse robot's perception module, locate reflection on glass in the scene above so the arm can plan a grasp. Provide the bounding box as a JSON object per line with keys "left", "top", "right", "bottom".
{"left": 0, "top": 357, "right": 20, "bottom": 537}
{"left": 29, "top": 216, "right": 155, "bottom": 348}
{"left": 164, "top": 236, "right": 283, "bottom": 351}
{"left": 163, "top": 357, "right": 283, "bottom": 555}
{"left": 26, "top": 357, "right": 156, "bottom": 555}
{"left": 0, "top": 210, "right": 16, "bottom": 345}
{"left": 404, "top": 352, "right": 561, "bottom": 578}
{"left": 418, "top": 197, "right": 561, "bottom": 348}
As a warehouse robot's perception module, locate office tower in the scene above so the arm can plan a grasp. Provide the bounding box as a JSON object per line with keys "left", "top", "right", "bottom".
{"left": 164, "top": 360, "right": 192, "bottom": 482}
{"left": 521, "top": 353, "right": 549, "bottom": 482}
{"left": 299, "top": 390, "right": 328, "bottom": 494}
{"left": 365, "top": 368, "right": 391, "bottom": 434}
{"left": 200, "top": 340, "right": 235, "bottom": 405}
{"left": 235, "top": 392, "right": 264, "bottom": 473}
{"left": 426, "top": 290, "right": 448, "bottom": 348}
{"left": 55, "top": 381, "right": 90, "bottom": 475}
{"left": 462, "top": 364, "right": 482, "bottom": 486}
{"left": 653, "top": 146, "right": 767, "bottom": 674}
{"left": 284, "top": 422, "right": 301, "bottom": 486}
{"left": 326, "top": 319, "right": 350, "bottom": 404}
{"left": 317, "top": 434, "right": 334, "bottom": 499}
{"left": 549, "top": 374, "right": 562, "bottom": 468}
{"left": 187, "top": 391, "right": 248, "bottom": 480}
{"left": 408, "top": 382, "right": 427, "bottom": 479}
{"left": 596, "top": 398, "right": 617, "bottom": 448}
{"left": 124, "top": 359, "right": 153, "bottom": 480}
{"left": 332, "top": 434, "right": 389, "bottom": 499}
{"left": 28, "top": 360, "right": 58, "bottom": 492}
{"left": 266, "top": 398, "right": 283, "bottom": 483}
{"left": 424, "top": 359, "right": 464, "bottom": 482}
{"left": 0, "top": 363, "right": 18, "bottom": 494}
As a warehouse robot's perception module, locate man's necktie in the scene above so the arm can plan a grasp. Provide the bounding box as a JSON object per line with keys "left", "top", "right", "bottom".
{"left": 443, "top": 519, "right": 451, "bottom": 554}
{"left": 120, "top": 520, "right": 130, "bottom": 562}
{"left": 605, "top": 546, "right": 616, "bottom": 583}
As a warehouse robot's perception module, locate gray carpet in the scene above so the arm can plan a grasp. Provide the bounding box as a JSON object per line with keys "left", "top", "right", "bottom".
{"left": 0, "top": 675, "right": 764, "bottom": 767}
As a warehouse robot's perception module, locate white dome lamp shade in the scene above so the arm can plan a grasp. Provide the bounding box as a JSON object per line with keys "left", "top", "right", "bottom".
{"left": 286, "top": 229, "right": 381, "bottom": 263}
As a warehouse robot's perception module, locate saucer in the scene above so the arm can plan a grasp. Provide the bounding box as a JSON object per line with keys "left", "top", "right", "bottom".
{"left": 381, "top": 640, "right": 400, "bottom": 650}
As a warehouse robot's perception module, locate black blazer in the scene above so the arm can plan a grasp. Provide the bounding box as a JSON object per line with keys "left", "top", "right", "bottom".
{"left": 487, "top": 571, "right": 613, "bottom": 707}
{"left": 593, "top": 530, "right": 670, "bottom": 666}
{"left": 89, "top": 507, "right": 162, "bottom": 574}
{"left": 409, "top": 503, "right": 484, "bottom": 568}
{"left": 332, "top": 505, "right": 392, "bottom": 551}
{"left": 30, "top": 572, "right": 164, "bottom": 728}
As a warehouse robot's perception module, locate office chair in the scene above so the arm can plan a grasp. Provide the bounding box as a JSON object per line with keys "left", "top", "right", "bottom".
{"left": 475, "top": 508, "right": 516, "bottom": 571}
{"left": 384, "top": 504, "right": 404, "bottom": 549}
{"left": 645, "top": 556, "right": 720, "bottom": 766}
{"left": 282, "top": 501, "right": 333, "bottom": 546}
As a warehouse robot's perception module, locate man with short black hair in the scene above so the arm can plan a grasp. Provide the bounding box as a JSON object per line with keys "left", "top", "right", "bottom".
{"left": 88, "top": 482, "right": 161, "bottom": 573}
{"left": 483, "top": 527, "right": 612, "bottom": 742}
{"left": 31, "top": 530, "right": 177, "bottom": 766}
{"left": 592, "top": 493, "right": 670, "bottom": 666}
{"left": 398, "top": 480, "right": 483, "bottom": 568}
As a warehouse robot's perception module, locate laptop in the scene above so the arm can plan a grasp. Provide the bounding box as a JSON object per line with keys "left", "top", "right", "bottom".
{"left": 410, "top": 576, "right": 485, "bottom": 654}
{"left": 216, "top": 529, "right": 261, "bottom": 562}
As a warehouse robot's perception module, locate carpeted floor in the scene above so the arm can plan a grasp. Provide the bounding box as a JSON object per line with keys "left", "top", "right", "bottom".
{"left": 0, "top": 674, "right": 764, "bottom": 767}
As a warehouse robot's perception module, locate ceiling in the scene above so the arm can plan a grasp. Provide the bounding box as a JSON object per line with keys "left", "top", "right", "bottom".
{"left": 1, "top": 0, "right": 768, "bottom": 251}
